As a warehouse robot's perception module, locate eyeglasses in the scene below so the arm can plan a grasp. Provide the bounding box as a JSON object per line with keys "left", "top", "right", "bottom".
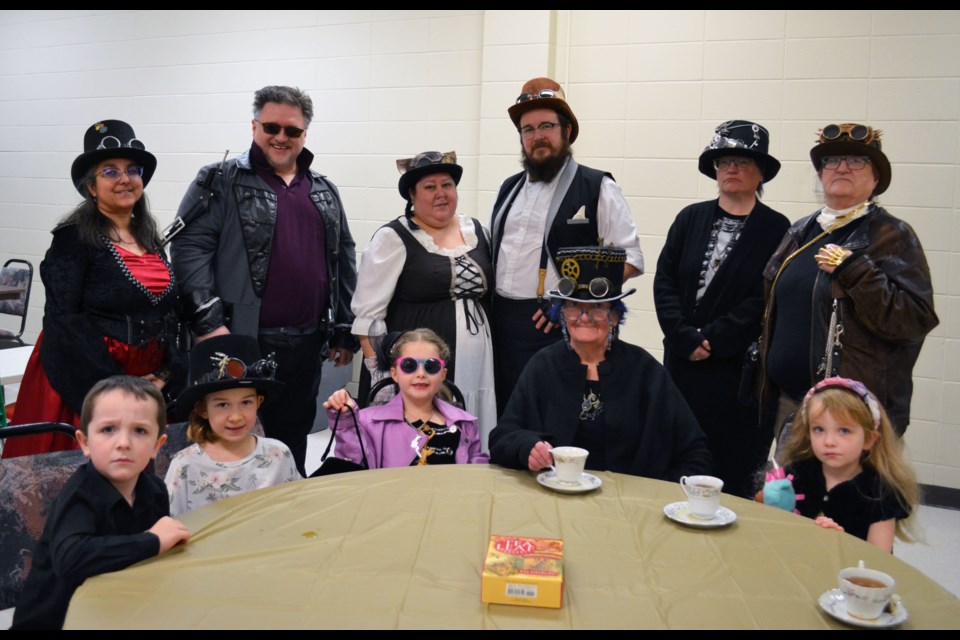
{"left": 561, "top": 304, "right": 611, "bottom": 323}
{"left": 97, "top": 136, "right": 145, "bottom": 151}
{"left": 557, "top": 276, "right": 612, "bottom": 299}
{"left": 519, "top": 122, "right": 560, "bottom": 138}
{"left": 395, "top": 357, "right": 446, "bottom": 375}
{"left": 819, "top": 123, "right": 879, "bottom": 145}
{"left": 821, "top": 156, "right": 871, "bottom": 171}
{"left": 713, "top": 157, "right": 754, "bottom": 172}
{"left": 195, "top": 351, "right": 278, "bottom": 385}
{"left": 516, "top": 89, "right": 557, "bottom": 104}
{"left": 256, "top": 121, "right": 306, "bottom": 138}
{"left": 97, "top": 166, "right": 144, "bottom": 180}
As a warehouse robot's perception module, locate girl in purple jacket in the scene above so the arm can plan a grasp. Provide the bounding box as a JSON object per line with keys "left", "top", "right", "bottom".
{"left": 324, "top": 329, "right": 489, "bottom": 468}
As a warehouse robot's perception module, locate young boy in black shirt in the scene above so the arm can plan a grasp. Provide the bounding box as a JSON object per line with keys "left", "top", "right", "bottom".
{"left": 11, "top": 376, "right": 190, "bottom": 629}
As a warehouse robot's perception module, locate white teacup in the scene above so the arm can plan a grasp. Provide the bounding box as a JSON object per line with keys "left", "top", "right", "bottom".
{"left": 679, "top": 475, "right": 723, "bottom": 519}
{"left": 550, "top": 446, "right": 589, "bottom": 485}
{"left": 839, "top": 565, "right": 896, "bottom": 620}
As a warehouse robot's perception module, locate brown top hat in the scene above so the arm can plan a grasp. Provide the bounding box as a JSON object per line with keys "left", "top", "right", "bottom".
{"left": 507, "top": 77, "right": 579, "bottom": 143}
{"left": 810, "top": 123, "right": 891, "bottom": 196}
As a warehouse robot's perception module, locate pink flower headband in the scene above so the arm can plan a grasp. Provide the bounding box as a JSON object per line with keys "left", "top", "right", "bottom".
{"left": 802, "top": 377, "right": 881, "bottom": 428}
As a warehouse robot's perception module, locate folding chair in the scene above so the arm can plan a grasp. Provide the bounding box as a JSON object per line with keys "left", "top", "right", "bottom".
{"left": 0, "top": 259, "right": 33, "bottom": 349}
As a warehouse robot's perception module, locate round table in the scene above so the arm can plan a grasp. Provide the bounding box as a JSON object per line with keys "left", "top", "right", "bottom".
{"left": 65, "top": 465, "right": 960, "bottom": 629}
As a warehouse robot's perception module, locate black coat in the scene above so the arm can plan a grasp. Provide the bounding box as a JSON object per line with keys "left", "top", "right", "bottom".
{"left": 38, "top": 223, "right": 185, "bottom": 413}
{"left": 489, "top": 340, "right": 712, "bottom": 482}
{"left": 653, "top": 199, "right": 789, "bottom": 496}
{"left": 654, "top": 199, "right": 790, "bottom": 363}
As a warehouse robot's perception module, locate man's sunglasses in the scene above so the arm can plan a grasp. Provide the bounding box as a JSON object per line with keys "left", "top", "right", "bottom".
{"left": 395, "top": 357, "right": 446, "bottom": 375}
{"left": 256, "top": 121, "right": 306, "bottom": 138}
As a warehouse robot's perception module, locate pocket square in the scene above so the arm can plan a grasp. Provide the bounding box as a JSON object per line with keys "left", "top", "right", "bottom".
{"left": 567, "top": 206, "right": 588, "bottom": 224}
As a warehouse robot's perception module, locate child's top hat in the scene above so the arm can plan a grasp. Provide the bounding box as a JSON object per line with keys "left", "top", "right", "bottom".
{"left": 171, "top": 335, "right": 284, "bottom": 420}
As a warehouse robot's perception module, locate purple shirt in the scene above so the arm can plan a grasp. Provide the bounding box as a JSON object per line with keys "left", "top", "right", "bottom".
{"left": 250, "top": 143, "right": 329, "bottom": 329}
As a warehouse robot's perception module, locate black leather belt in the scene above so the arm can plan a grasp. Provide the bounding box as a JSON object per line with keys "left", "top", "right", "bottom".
{"left": 258, "top": 325, "right": 319, "bottom": 336}
{"left": 93, "top": 313, "right": 176, "bottom": 347}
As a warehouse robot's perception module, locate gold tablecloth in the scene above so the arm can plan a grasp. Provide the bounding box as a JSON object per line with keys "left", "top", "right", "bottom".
{"left": 65, "top": 465, "right": 960, "bottom": 629}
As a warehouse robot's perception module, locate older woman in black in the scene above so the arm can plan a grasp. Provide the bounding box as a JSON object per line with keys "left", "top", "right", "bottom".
{"left": 3, "top": 120, "right": 183, "bottom": 458}
{"left": 654, "top": 121, "right": 789, "bottom": 497}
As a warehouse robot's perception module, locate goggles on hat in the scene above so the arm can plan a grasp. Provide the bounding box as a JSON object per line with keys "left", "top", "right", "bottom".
{"left": 97, "top": 136, "right": 146, "bottom": 151}
{"left": 195, "top": 351, "right": 279, "bottom": 385}
{"left": 818, "top": 123, "right": 879, "bottom": 146}
{"left": 515, "top": 89, "right": 557, "bottom": 104}
{"left": 397, "top": 151, "right": 457, "bottom": 174}
{"left": 556, "top": 276, "right": 612, "bottom": 299}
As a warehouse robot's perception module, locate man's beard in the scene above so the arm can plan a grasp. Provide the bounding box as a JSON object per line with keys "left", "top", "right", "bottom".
{"left": 522, "top": 138, "right": 572, "bottom": 183}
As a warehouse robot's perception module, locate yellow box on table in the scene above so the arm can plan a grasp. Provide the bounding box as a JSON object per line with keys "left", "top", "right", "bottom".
{"left": 481, "top": 535, "right": 563, "bottom": 609}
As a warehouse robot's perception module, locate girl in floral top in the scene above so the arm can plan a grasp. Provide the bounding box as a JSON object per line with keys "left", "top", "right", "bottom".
{"left": 165, "top": 335, "right": 300, "bottom": 515}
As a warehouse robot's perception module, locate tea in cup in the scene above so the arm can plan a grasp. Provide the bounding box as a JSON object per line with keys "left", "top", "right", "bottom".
{"left": 550, "top": 446, "right": 589, "bottom": 485}
{"left": 679, "top": 475, "right": 723, "bottom": 519}
{"left": 838, "top": 564, "right": 896, "bottom": 620}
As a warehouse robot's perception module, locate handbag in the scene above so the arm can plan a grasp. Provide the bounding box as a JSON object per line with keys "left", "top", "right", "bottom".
{"left": 738, "top": 339, "right": 761, "bottom": 406}
{"left": 309, "top": 403, "right": 370, "bottom": 477}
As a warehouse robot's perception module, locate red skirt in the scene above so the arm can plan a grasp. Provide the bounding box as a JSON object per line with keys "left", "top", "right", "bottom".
{"left": 1, "top": 332, "right": 165, "bottom": 458}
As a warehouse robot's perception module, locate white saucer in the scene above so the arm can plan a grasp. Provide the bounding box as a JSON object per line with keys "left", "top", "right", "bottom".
{"left": 818, "top": 588, "right": 908, "bottom": 628}
{"left": 536, "top": 471, "right": 602, "bottom": 494}
{"left": 663, "top": 502, "right": 737, "bottom": 528}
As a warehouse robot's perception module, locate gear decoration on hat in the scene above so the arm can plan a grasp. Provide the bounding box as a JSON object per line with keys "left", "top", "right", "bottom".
{"left": 560, "top": 258, "right": 580, "bottom": 279}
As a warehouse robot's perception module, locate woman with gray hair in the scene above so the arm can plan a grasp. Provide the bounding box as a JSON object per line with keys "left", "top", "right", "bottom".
{"left": 3, "top": 120, "right": 183, "bottom": 458}
{"left": 759, "top": 123, "right": 938, "bottom": 438}
{"left": 654, "top": 120, "right": 789, "bottom": 497}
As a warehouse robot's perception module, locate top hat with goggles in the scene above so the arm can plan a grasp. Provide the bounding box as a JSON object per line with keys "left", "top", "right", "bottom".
{"left": 547, "top": 246, "right": 636, "bottom": 304}
{"left": 809, "top": 123, "right": 891, "bottom": 196}
{"left": 170, "top": 334, "right": 284, "bottom": 420}
{"left": 70, "top": 119, "right": 157, "bottom": 195}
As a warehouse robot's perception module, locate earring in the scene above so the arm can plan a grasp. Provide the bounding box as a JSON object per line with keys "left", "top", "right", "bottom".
{"left": 561, "top": 322, "right": 573, "bottom": 350}
{"left": 606, "top": 323, "right": 615, "bottom": 351}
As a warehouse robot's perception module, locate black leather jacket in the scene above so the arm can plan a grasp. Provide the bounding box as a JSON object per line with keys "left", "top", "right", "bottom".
{"left": 759, "top": 205, "right": 938, "bottom": 433}
{"left": 171, "top": 149, "right": 358, "bottom": 351}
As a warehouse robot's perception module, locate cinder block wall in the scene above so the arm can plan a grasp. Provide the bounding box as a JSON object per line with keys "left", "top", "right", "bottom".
{"left": 2, "top": 10, "right": 958, "bottom": 488}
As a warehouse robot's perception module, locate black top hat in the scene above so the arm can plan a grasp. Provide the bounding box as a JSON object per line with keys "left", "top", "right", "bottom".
{"left": 171, "top": 335, "right": 284, "bottom": 420}
{"left": 397, "top": 151, "right": 463, "bottom": 200}
{"left": 70, "top": 120, "right": 158, "bottom": 195}
{"left": 809, "top": 123, "right": 891, "bottom": 196}
{"left": 547, "top": 246, "right": 637, "bottom": 304}
{"left": 698, "top": 120, "right": 781, "bottom": 183}
{"left": 508, "top": 77, "right": 579, "bottom": 143}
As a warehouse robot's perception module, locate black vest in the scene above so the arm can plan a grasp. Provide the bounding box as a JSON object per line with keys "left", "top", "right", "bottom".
{"left": 491, "top": 164, "right": 611, "bottom": 271}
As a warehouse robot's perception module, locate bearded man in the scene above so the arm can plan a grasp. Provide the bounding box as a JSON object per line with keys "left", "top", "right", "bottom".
{"left": 489, "top": 77, "right": 643, "bottom": 414}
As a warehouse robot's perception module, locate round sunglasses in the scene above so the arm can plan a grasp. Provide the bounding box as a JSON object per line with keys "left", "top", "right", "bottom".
{"left": 395, "top": 357, "right": 446, "bottom": 375}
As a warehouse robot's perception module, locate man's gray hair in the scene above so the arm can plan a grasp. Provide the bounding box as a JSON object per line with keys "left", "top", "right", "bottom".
{"left": 252, "top": 85, "right": 314, "bottom": 128}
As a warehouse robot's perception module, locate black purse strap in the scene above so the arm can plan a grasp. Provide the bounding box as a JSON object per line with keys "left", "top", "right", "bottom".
{"left": 321, "top": 402, "right": 369, "bottom": 470}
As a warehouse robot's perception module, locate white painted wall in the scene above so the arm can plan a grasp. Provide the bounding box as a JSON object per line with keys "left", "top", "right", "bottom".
{"left": 1, "top": 10, "right": 958, "bottom": 488}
